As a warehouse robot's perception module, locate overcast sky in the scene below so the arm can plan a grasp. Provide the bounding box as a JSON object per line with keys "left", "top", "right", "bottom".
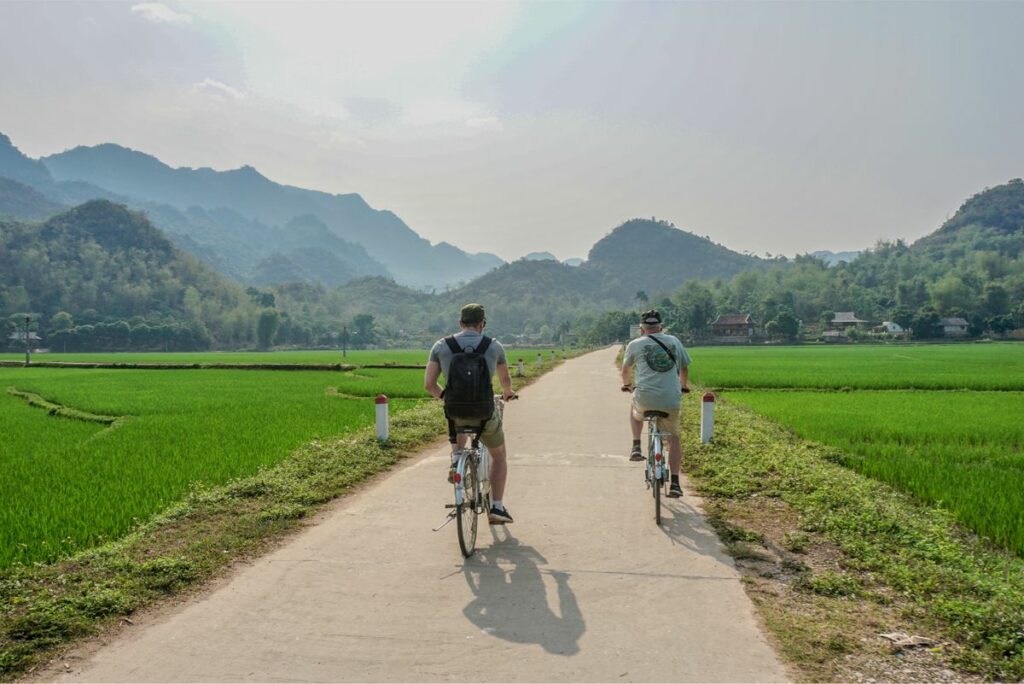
{"left": 2, "top": 1, "right": 1023, "bottom": 261}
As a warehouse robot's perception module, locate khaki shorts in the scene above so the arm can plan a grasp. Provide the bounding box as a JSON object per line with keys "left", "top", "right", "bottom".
{"left": 452, "top": 406, "right": 505, "bottom": 449}
{"left": 631, "top": 398, "right": 680, "bottom": 435}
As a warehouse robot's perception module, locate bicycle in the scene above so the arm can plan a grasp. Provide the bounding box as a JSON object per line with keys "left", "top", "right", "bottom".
{"left": 622, "top": 384, "right": 689, "bottom": 525}
{"left": 434, "top": 396, "right": 512, "bottom": 557}
{"left": 642, "top": 410, "right": 671, "bottom": 525}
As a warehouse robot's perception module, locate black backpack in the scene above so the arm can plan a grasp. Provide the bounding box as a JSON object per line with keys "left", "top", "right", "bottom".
{"left": 443, "top": 335, "right": 495, "bottom": 421}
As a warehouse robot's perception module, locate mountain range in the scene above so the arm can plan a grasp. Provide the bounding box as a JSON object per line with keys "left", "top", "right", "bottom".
{"left": 0, "top": 132, "right": 502, "bottom": 290}
{"left": 0, "top": 131, "right": 762, "bottom": 304}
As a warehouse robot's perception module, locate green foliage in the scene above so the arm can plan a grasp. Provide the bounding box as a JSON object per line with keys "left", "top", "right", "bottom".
{"left": 0, "top": 201, "right": 262, "bottom": 351}
{"left": 256, "top": 308, "right": 280, "bottom": 350}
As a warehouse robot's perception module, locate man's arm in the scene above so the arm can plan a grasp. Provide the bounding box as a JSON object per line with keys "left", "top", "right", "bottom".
{"left": 496, "top": 361, "right": 516, "bottom": 400}
{"left": 679, "top": 365, "right": 690, "bottom": 392}
{"left": 621, "top": 359, "right": 634, "bottom": 388}
{"left": 424, "top": 360, "right": 444, "bottom": 398}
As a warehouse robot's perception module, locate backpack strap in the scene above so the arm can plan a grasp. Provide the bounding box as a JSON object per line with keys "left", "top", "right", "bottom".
{"left": 474, "top": 335, "right": 492, "bottom": 355}
{"left": 444, "top": 336, "right": 462, "bottom": 354}
{"left": 646, "top": 333, "right": 677, "bottom": 367}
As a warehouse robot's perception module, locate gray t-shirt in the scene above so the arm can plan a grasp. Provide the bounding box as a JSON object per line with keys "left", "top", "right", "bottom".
{"left": 428, "top": 331, "right": 507, "bottom": 379}
{"left": 623, "top": 333, "right": 692, "bottom": 409}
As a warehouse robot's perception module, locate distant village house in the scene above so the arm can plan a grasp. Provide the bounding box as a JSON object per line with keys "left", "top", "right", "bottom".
{"left": 831, "top": 312, "right": 868, "bottom": 329}
{"left": 711, "top": 314, "right": 758, "bottom": 342}
{"left": 939, "top": 317, "right": 969, "bottom": 338}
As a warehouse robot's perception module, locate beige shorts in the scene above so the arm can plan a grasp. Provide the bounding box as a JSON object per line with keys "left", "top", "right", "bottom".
{"left": 631, "top": 399, "right": 680, "bottom": 435}
{"left": 452, "top": 406, "right": 505, "bottom": 449}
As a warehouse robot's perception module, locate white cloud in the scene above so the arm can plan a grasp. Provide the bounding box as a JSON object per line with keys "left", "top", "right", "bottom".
{"left": 192, "top": 78, "right": 244, "bottom": 100}
{"left": 130, "top": 3, "right": 192, "bottom": 25}
{"left": 465, "top": 116, "right": 504, "bottom": 133}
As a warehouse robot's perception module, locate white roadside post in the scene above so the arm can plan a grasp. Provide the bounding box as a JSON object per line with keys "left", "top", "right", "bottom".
{"left": 550, "top": 350, "right": 556, "bottom": 361}
{"left": 375, "top": 394, "right": 389, "bottom": 441}
{"left": 536, "top": 353, "right": 543, "bottom": 368}
{"left": 517, "top": 358, "right": 525, "bottom": 377}
{"left": 700, "top": 392, "right": 715, "bottom": 444}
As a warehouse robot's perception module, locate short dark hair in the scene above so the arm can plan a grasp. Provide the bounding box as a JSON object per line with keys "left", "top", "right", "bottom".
{"left": 460, "top": 303, "right": 486, "bottom": 326}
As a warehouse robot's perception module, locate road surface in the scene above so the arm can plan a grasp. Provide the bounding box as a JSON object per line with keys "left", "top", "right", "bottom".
{"left": 50, "top": 346, "right": 787, "bottom": 682}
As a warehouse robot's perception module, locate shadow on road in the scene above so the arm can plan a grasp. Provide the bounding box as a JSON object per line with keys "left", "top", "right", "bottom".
{"left": 462, "top": 527, "right": 585, "bottom": 656}
{"left": 658, "top": 497, "right": 731, "bottom": 559}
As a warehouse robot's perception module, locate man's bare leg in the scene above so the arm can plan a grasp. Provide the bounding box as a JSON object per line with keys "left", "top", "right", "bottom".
{"left": 667, "top": 433, "right": 682, "bottom": 476}
{"left": 488, "top": 444, "right": 507, "bottom": 502}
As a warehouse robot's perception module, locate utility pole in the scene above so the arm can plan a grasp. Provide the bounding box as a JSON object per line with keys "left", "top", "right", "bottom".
{"left": 341, "top": 325, "right": 348, "bottom": 358}
{"left": 23, "top": 315, "right": 31, "bottom": 367}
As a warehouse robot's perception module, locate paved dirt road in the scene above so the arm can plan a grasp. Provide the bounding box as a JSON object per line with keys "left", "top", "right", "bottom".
{"left": 51, "top": 347, "right": 787, "bottom": 682}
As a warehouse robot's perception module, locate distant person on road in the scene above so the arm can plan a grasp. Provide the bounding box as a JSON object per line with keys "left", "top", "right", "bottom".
{"left": 620, "top": 310, "right": 692, "bottom": 498}
{"left": 424, "top": 303, "right": 518, "bottom": 524}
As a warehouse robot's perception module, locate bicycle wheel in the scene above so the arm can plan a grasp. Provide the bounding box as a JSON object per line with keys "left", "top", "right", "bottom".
{"left": 456, "top": 452, "right": 479, "bottom": 558}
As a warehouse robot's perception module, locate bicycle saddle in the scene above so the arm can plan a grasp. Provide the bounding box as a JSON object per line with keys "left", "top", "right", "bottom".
{"left": 643, "top": 410, "right": 669, "bottom": 419}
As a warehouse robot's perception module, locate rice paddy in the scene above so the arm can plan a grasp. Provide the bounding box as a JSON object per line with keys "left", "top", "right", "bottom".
{"left": 692, "top": 342, "right": 1024, "bottom": 556}
{"left": 690, "top": 342, "right": 1024, "bottom": 390}
{"left": 726, "top": 390, "right": 1024, "bottom": 556}
{"left": 0, "top": 366, "right": 431, "bottom": 568}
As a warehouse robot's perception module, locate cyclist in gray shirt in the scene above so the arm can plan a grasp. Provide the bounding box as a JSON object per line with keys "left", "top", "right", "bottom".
{"left": 425, "top": 303, "right": 517, "bottom": 524}
{"left": 621, "top": 310, "right": 692, "bottom": 498}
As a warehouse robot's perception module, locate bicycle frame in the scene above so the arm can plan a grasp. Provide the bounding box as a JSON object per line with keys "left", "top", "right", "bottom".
{"left": 646, "top": 417, "right": 667, "bottom": 485}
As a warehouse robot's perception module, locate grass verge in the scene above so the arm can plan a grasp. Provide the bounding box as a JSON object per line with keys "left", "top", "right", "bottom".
{"left": 0, "top": 349, "right": 578, "bottom": 680}
{"left": 681, "top": 396, "right": 1024, "bottom": 682}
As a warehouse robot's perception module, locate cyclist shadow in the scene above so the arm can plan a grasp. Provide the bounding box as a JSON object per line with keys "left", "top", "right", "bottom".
{"left": 658, "top": 497, "right": 732, "bottom": 558}
{"left": 462, "top": 527, "right": 585, "bottom": 656}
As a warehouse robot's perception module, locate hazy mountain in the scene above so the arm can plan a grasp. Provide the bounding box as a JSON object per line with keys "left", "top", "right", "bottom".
{"left": 522, "top": 251, "right": 558, "bottom": 261}
{"left": 0, "top": 177, "right": 64, "bottom": 220}
{"left": 583, "top": 218, "right": 760, "bottom": 299}
{"left": 811, "top": 250, "right": 862, "bottom": 266}
{"left": 563, "top": 257, "right": 584, "bottom": 267}
{"left": 41, "top": 141, "right": 502, "bottom": 288}
{"left": 0, "top": 133, "right": 50, "bottom": 187}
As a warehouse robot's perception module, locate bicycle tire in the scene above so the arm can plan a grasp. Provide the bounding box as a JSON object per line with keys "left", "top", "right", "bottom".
{"left": 654, "top": 472, "right": 662, "bottom": 524}
{"left": 457, "top": 452, "right": 479, "bottom": 558}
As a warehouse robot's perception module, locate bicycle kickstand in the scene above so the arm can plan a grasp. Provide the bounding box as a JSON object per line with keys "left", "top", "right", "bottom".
{"left": 432, "top": 509, "right": 457, "bottom": 532}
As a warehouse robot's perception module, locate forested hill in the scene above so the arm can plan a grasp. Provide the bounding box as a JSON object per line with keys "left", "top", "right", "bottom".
{"left": 582, "top": 218, "right": 760, "bottom": 296}
{"left": 0, "top": 201, "right": 267, "bottom": 351}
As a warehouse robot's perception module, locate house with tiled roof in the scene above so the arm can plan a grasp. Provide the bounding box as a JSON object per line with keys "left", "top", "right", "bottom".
{"left": 831, "top": 312, "right": 868, "bottom": 329}
{"left": 939, "top": 317, "right": 969, "bottom": 338}
{"left": 710, "top": 314, "right": 758, "bottom": 342}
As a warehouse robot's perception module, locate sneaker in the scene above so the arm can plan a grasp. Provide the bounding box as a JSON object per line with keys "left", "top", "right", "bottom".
{"left": 629, "top": 445, "right": 644, "bottom": 462}
{"left": 668, "top": 481, "right": 683, "bottom": 498}
{"left": 488, "top": 505, "right": 514, "bottom": 525}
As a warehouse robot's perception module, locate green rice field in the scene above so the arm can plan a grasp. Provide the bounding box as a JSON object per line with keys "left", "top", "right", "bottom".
{"left": 690, "top": 342, "right": 1024, "bottom": 390}
{"left": 726, "top": 390, "right": 1024, "bottom": 555}
{"left": 690, "top": 342, "right": 1024, "bottom": 556}
{"left": 0, "top": 366, "right": 429, "bottom": 568}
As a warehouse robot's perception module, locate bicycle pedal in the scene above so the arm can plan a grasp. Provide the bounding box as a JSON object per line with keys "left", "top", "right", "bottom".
{"left": 444, "top": 504, "right": 457, "bottom": 509}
